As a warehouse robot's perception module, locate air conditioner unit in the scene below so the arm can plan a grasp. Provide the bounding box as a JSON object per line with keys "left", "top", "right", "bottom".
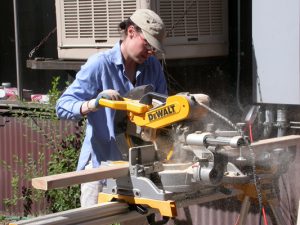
{"left": 55, "top": 0, "right": 228, "bottom": 60}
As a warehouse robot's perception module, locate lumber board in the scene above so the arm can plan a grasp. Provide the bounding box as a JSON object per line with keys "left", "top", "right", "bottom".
{"left": 32, "top": 163, "right": 129, "bottom": 190}
{"left": 243, "top": 135, "right": 300, "bottom": 152}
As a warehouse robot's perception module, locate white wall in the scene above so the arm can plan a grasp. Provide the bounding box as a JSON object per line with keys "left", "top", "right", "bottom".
{"left": 253, "top": 0, "right": 300, "bottom": 105}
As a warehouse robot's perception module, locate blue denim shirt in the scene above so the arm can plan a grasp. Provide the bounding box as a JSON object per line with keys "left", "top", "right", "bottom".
{"left": 56, "top": 42, "right": 167, "bottom": 170}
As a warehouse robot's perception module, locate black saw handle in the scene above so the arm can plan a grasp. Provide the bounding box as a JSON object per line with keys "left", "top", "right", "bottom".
{"left": 139, "top": 92, "right": 168, "bottom": 105}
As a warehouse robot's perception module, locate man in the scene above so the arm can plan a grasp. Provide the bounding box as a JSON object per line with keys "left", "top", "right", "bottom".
{"left": 56, "top": 8, "right": 167, "bottom": 207}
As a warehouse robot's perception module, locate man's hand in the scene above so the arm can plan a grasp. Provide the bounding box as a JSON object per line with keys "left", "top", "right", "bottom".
{"left": 95, "top": 89, "right": 123, "bottom": 103}
{"left": 82, "top": 89, "right": 123, "bottom": 114}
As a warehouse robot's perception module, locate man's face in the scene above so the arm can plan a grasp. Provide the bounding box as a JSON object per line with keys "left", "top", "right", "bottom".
{"left": 127, "top": 27, "right": 156, "bottom": 64}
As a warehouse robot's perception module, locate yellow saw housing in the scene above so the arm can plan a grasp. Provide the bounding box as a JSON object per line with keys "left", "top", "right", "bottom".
{"left": 129, "top": 95, "right": 191, "bottom": 128}
{"left": 98, "top": 95, "right": 191, "bottom": 129}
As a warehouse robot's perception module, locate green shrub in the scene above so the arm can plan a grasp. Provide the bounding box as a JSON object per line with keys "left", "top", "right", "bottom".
{"left": 0, "top": 151, "right": 46, "bottom": 216}
{"left": 1, "top": 76, "right": 84, "bottom": 217}
{"left": 46, "top": 125, "right": 84, "bottom": 212}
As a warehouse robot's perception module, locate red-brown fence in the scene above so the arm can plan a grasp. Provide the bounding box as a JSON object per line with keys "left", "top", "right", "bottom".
{"left": 0, "top": 115, "right": 78, "bottom": 216}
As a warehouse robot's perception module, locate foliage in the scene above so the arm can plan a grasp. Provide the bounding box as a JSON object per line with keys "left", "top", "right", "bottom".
{"left": 46, "top": 124, "right": 84, "bottom": 212}
{"left": 1, "top": 76, "right": 84, "bottom": 217}
{"left": 43, "top": 76, "right": 83, "bottom": 212}
{"left": 48, "top": 76, "right": 63, "bottom": 106}
{"left": 0, "top": 153, "right": 46, "bottom": 216}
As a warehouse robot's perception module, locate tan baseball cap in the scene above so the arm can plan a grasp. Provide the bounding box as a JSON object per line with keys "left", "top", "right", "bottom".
{"left": 130, "top": 9, "right": 166, "bottom": 53}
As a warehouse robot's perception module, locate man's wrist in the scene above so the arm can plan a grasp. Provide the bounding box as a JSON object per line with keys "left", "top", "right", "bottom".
{"left": 80, "top": 99, "right": 97, "bottom": 115}
{"left": 87, "top": 99, "right": 98, "bottom": 112}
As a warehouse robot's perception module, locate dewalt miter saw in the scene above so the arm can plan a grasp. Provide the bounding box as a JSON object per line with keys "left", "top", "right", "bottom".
{"left": 96, "top": 86, "right": 299, "bottom": 225}
{"left": 94, "top": 86, "right": 247, "bottom": 217}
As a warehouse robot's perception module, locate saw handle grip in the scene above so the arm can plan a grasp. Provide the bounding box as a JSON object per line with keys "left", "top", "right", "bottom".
{"left": 98, "top": 98, "right": 150, "bottom": 114}
{"left": 139, "top": 92, "right": 167, "bottom": 105}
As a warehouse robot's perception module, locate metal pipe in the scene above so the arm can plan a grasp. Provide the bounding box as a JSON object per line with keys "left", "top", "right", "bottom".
{"left": 263, "top": 108, "right": 273, "bottom": 138}
{"left": 185, "top": 133, "right": 245, "bottom": 148}
{"left": 290, "top": 121, "right": 300, "bottom": 129}
{"left": 276, "top": 106, "right": 287, "bottom": 137}
{"left": 13, "top": 0, "right": 23, "bottom": 100}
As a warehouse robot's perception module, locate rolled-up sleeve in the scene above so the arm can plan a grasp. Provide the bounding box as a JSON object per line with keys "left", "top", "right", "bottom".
{"left": 56, "top": 55, "right": 102, "bottom": 120}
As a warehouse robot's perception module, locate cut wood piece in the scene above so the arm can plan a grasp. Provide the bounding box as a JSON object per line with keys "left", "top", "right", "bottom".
{"left": 32, "top": 162, "right": 129, "bottom": 190}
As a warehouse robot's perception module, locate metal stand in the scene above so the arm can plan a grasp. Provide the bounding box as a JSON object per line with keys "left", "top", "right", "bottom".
{"left": 297, "top": 200, "right": 300, "bottom": 225}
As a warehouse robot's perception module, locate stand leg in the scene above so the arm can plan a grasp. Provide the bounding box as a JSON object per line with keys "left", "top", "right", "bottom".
{"left": 268, "top": 201, "right": 285, "bottom": 225}
{"left": 238, "top": 196, "right": 251, "bottom": 225}
{"left": 297, "top": 200, "right": 300, "bottom": 225}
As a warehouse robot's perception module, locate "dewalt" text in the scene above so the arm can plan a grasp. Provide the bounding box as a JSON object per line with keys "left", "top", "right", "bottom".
{"left": 148, "top": 104, "right": 176, "bottom": 121}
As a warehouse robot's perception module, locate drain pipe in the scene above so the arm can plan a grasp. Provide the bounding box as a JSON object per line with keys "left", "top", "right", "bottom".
{"left": 13, "top": 0, "right": 23, "bottom": 100}
{"left": 275, "top": 106, "right": 288, "bottom": 137}
{"left": 263, "top": 108, "right": 274, "bottom": 138}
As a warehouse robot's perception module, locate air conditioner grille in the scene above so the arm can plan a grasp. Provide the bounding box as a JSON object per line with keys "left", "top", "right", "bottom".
{"left": 160, "top": 0, "right": 224, "bottom": 39}
{"left": 63, "top": 0, "right": 136, "bottom": 40}
{"left": 58, "top": 0, "right": 227, "bottom": 59}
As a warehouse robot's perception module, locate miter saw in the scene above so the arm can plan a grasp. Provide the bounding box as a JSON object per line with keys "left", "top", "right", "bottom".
{"left": 95, "top": 86, "right": 298, "bottom": 224}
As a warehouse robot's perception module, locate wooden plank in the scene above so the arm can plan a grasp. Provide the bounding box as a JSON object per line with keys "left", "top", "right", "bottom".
{"left": 243, "top": 135, "right": 300, "bottom": 152}
{"left": 223, "top": 135, "right": 300, "bottom": 158}
{"left": 26, "top": 59, "right": 84, "bottom": 71}
{"left": 32, "top": 163, "right": 129, "bottom": 190}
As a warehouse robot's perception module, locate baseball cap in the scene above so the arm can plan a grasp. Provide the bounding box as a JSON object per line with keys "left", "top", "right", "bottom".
{"left": 130, "top": 9, "right": 166, "bottom": 53}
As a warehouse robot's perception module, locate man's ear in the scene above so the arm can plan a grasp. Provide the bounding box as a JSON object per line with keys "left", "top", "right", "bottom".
{"left": 127, "top": 25, "right": 135, "bottom": 38}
